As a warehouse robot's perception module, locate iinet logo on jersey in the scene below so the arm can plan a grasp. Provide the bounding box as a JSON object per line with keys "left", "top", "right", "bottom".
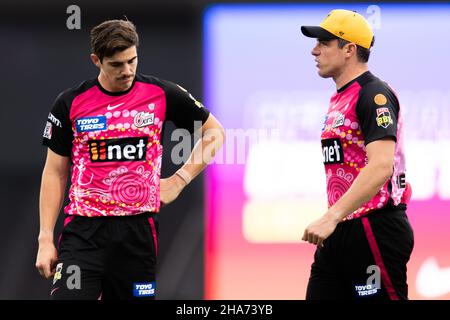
{"left": 88, "top": 137, "right": 148, "bottom": 162}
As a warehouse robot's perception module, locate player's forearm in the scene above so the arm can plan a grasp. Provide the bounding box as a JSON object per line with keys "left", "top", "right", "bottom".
{"left": 326, "top": 161, "right": 393, "bottom": 222}
{"left": 177, "top": 125, "right": 225, "bottom": 183}
{"left": 38, "top": 169, "right": 68, "bottom": 243}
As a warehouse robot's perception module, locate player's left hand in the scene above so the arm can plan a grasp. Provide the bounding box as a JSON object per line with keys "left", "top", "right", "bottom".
{"left": 302, "top": 213, "right": 339, "bottom": 248}
{"left": 159, "top": 174, "right": 187, "bottom": 206}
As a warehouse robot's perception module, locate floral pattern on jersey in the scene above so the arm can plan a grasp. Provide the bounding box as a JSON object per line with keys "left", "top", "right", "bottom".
{"left": 326, "top": 168, "right": 354, "bottom": 206}
{"left": 321, "top": 81, "right": 396, "bottom": 220}
{"left": 65, "top": 82, "right": 167, "bottom": 217}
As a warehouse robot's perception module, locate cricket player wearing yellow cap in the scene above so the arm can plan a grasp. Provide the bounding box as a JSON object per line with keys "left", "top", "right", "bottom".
{"left": 300, "top": 9, "right": 414, "bottom": 300}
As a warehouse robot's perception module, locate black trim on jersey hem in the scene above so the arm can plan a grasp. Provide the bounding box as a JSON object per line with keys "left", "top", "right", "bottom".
{"left": 364, "top": 134, "right": 397, "bottom": 147}
{"left": 42, "top": 140, "right": 71, "bottom": 158}
{"left": 341, "top": 205, "right": 407, "bottom": 224}
{"left": 95, "top": 77, "right": 136, "bottom": 96}
{"left": 337, "top": 71, "right": 372, "bottom": 93}
{"left": 387, "top": 197, "right": 407, "bottom": 211}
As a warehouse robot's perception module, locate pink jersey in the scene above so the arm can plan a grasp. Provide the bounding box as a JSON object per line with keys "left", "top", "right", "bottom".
{"left": 321, "top": 71, "right": 407, "bottom": 220}
{"left": 43, "top": 74, "right": 209, "bottom": 217}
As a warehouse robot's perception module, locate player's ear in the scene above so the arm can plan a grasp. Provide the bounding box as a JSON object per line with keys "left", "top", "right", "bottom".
{"left": 344, "top": 43, "right": 357, "bottom": 58}
{"left": 90, "top": 53, "right": 101, "bottom": 68}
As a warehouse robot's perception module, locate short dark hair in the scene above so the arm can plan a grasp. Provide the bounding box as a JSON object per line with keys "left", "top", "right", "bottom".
{"left": 337, "top": 38, "right": 372, "bottom": 63}
{"left": 90, "top": 20, "right": 139, "bottom": 62}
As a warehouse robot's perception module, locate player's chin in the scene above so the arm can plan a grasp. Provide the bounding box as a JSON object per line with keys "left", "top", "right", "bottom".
{"left": 317, "top": 69, "right": 332, "bottom": 78}
{"left": 116, "top": 79, "right": 133, "bottom": 89}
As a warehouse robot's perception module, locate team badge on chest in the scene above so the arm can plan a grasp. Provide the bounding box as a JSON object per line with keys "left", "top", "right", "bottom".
{"left": 332, "top": 112, "right": 345, "bottom": 128}
{"left": 134, "top": 103, "right": 155, "bottom": 128}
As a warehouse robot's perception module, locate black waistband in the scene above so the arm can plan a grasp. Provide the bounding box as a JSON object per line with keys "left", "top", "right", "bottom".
{"left": 67, "top": 212, "right": 157, "bottom": 220}
{"left": 363, "top": 205, "right": 406, "bottom": 220}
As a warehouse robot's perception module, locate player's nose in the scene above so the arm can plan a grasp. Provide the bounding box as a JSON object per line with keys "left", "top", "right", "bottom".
{"left": 311, "top": 44, "right": 320, "bottom": 56}
{"left": 122, "top": 65, "right": 134, "bottom": 77}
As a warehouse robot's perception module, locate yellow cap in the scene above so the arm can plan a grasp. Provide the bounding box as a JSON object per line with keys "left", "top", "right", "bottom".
{"left": 301, "top": 9, "right": 374, "bottom": 49}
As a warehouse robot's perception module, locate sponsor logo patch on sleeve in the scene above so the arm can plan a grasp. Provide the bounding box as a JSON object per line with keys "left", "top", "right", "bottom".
{"left": 376, "top": 107, "right": 393, "bottom": 128}
{"left": 374, "top": 93, "right": 387, "bottom": 106}
{"left": 43, "top": 121, "right": 52, "bottom": 139}
{"left": 48, "top": 113, "right": 62, "bottom": 127}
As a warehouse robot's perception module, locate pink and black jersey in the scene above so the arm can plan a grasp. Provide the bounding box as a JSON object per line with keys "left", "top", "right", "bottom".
{"left": 42, "top": 74, "right": 209, "bottom": 217}
{"left": 321, "top": 71, "right": 407, "bottom": 220}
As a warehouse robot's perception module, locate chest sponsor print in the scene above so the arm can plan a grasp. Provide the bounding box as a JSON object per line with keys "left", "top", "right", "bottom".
{"left": 322, "top": 138, "right": 344, "bottom": 165}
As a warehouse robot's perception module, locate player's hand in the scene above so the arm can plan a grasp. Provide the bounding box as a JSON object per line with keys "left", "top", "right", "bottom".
{"left": 302, "top": 213, "right": 339, "bottom": 248}
{"left": 35, "top": 239, "right": 58, "bottom": 279}
{"left": 160, "top": 174, "right": 187, "bottom": 206}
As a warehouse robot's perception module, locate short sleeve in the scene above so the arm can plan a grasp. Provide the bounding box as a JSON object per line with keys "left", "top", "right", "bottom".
{"left": 42, "top": 93, "right": 73, "bottom": 157}
{"left": 164, "top": 81, "right": 210, "bottom": 133}
{"left": 356, "top": 83, "right": 399, "bottom": 146}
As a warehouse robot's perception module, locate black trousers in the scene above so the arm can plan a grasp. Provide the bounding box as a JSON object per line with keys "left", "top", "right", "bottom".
{"left": 50, "top": 212, "right": 158, "bottom": 300}
{"left": 306, "top": 207, "right": 414, "bottom": 300}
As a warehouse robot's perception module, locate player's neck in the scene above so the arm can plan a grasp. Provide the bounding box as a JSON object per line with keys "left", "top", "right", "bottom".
{"left": 334, "top": 64, "right": 369, "bottom": 91}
